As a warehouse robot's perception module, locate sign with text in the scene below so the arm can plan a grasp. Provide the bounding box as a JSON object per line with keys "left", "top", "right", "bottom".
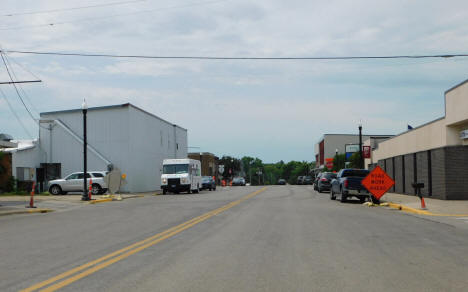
{"left": 325, "top": 158, "right": 334, "bottom": 169}
{"left": 363, "top": 146, "right": 371, "bottom": 159}
{"left": 361, "top": 166, "right": 394, "bottom": 200}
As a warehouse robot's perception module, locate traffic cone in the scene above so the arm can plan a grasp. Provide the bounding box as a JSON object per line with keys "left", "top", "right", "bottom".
{"left": 88, "top": 178, "right": 93, "bottom": 200}
{"left": 26, "top": 182, "right": 37, "bottom": 208}
{"left": 420, "top": 197, "right": 427, "bottom": 210}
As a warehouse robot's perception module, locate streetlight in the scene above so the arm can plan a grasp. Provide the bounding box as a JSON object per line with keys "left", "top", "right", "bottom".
{"left": 81, "top": 99, "right": 89, "bottom": 201}
{"left": 358, "top": 121, "right": 363, "bottom": 169}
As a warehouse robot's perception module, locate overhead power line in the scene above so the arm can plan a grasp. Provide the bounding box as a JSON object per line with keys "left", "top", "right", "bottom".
{"left": 3, "top": 0, "right": 147, "bottom": 17}
{"left": 0, "top": 0, "right": 230, "bottom": 31}
{"left": 0, "top": 87, "right": 33, "bottom": 138}
{"left": 3, "top": 50, "right": 468, "bottom": 61}
{"left": 0, "top": 52, "right": 38, "bottom": 122}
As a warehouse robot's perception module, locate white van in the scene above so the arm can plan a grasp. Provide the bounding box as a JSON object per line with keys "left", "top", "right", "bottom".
{"left": 161, "top": 159, "right": 202, "bottom": 194}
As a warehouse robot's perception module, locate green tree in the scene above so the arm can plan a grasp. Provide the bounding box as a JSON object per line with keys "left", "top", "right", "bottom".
{"left": 332, "top": 153, "right": 346, "bottom": 171}
{"left": 348, "top": 152, "right": 362, "bottom": 168}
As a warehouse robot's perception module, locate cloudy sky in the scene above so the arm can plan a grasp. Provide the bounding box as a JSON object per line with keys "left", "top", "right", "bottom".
{"left": 1, "top": 0, "right": 467, "bottom": 162}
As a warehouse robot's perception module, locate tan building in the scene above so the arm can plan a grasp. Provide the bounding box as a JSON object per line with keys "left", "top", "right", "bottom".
{"left": 370, "top": 79, "right": 468, "bottom": 199}
{"left": 188, "top": 152, "right": 219, "bottom": 177}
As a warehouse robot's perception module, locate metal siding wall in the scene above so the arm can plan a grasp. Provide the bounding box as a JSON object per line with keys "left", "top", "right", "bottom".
{"left": 385, "top": 158, "right": 394, "bottom": 192}
{"left": 128, "top": 106, "right": 187, "bottom": 192}
{"left": 40, "top": 106, "right": 129, "bottom": 188}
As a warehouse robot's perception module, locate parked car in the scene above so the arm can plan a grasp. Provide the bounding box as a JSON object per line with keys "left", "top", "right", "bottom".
{"left": 313, "top": 172, "right": 322, "bottom": 190}
{"left": 303, "top": 175, "right": 313, "bottom": 185}
{"left": 232, "top": 177, "right": 246, "bottom": 186}
{"left": 277, "top": 178, "right": 287, "bottom": 185}
{"left": 201, "top": 176, "right": 216, "bottom": 191}
{"left": 330, "top": 169, "right": 370, "bottom": 203}
{"left": 316, "top": 172, "right": 337, "bottom": 193}
{"left": 48, "top": 171, "right": 108, "bottom": 195}
{"left": 297, "top": 176, "right": 304, "bottom": 185}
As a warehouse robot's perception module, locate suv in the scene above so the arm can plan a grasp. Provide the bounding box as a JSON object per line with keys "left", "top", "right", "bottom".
{"left": 48, "top": 171, "right": 108, "bottom": 195}
{"left": 232, "top": 177, "right": 246, "bottom": 186}
{"left": 303, "top": 176, "right": 313, "bottom": 185}
{"left": 297, "top": 176, "right": 304, "bottom": 185}
{"left": 201, "top": 176, "right": 216, "bottom": 191}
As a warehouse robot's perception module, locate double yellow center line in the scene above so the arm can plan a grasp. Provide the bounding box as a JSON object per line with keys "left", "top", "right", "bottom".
{"left": 22, "top": 187, "right": 267, "bottom": 292}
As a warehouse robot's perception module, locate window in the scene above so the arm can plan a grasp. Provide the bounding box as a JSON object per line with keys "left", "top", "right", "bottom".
{"left": 92, "top": 173, "right": 104, "bottom": 178}
{"left": 163, "top": 164, "right": 188, "bottom": 174}
{"left": 66, "top": 173, "right": 79, "bottom": 180}
{"left": 76, "top": 173, "right": 91, "bottom": 179}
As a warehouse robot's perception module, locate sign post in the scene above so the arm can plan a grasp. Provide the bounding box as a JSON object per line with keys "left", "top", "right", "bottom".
{"left": 361, "top": 166, "right": 395, "bottom": 203}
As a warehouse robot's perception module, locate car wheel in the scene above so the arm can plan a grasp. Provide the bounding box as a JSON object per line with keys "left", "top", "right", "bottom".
{"left": 318, "top": 187, "right": 322, "bottom": 193}
{"left": 49, "top": 185, "right": 62, "bottom": 195}
{"left": 91, "top": 184, "right": 102, "bottom": 195}
{"left": 340, "top": 190, "right": 347, "bottom": 203}
{"left": 163, "top": 189, "right": 167, "bottom": 195}
{"left": 330, "top": 189, "right": 336, "bottom": 200}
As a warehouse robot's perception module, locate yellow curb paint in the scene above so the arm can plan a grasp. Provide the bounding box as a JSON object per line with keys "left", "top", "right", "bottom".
{"left": 384, "top": 202, "right": 468, "bottom": 217}
{"left": 88, "top": 198, "right": 113, "bottom": 204}
{"left": 22, "top": 187, "right": 267, "bottom": 292}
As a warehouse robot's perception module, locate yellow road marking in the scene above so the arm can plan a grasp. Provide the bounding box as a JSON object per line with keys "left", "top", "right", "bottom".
{"left": 22, "top": 187, "right": 267, "bottom": 292}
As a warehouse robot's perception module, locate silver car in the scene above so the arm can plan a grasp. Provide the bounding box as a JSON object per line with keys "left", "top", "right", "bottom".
{"left": 48, "top": 171, "right": 108, "bottom": 195}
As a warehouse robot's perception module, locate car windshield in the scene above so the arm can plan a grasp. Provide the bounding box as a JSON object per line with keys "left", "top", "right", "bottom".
{"left": 163, "top": 164, "right": 189, "bottom": 174}
{"left": 342, "top": 170, "right": 369, "bottom": 177}
{"left": 202, "top": 177, "right": 211, "bottom": 182}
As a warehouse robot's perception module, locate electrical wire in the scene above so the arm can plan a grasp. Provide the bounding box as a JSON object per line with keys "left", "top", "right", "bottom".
{"left": 0, "top": 52, "right": 38, "bottom": 122}
{"left": 2, "top": 53, "right": 40, "bottom": 116}
{"left": 3, "top": 0, "right": 147, "bottom": 17}
{"left": 3, "top": 50, "right": 468, "bottom": 60}
{"left": 0, "top": 0, "right": 230, "bottom": 31}
{"left": 0, "top": 87, "right": 33, "bottom": 138}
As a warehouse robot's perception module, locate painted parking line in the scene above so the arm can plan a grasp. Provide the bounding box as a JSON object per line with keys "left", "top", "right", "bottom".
{"left": 21, "top": 187, "right": 267, "bottom": 292}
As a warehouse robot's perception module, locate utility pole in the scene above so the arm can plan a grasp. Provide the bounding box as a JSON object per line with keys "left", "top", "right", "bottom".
{"left": 81, "top": 99, "right": 89, "bottom": 201}
{"left": 359, "top": 122, "right": 363, "bottom": 169}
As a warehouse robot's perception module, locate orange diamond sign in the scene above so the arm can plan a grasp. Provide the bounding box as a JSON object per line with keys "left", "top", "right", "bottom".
{"left": 361, "top": 166, "right": 395, "bottom": 200}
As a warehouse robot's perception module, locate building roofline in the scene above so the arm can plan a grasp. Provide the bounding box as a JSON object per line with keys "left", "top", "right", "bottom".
{"left": 382, "top": 116, "right": 445, "bottom": 141}
{"left": 40, "top": 103, "right": 187, "bottom": 131}
{"left": 316, "top": 133, "right": 394, "bottom": 144}
{"left": 444, "top": 78, "right": 468, "bottom": 95}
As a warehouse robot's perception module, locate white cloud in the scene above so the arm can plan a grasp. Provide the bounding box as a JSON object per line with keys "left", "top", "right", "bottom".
{"left": 1, "top": 0, "right": 468, "bottom": 161}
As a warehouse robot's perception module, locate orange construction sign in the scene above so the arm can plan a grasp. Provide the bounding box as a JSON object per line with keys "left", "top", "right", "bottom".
{"left": 361, "top": 166, "right": 395, "bottom": 200}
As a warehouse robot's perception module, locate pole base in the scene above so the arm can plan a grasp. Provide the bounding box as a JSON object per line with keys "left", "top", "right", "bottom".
{"left": 26, "top": 206, "right": 37, "bottom": 208}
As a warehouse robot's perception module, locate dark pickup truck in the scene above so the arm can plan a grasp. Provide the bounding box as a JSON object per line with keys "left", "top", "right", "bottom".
{"left": 330, "top": 169, "right": 370, "bottom": 203}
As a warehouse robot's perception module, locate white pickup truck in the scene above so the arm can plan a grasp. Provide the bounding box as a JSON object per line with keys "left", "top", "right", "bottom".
{"left": 48, "top": 171, "right": 108, "bottom": 195}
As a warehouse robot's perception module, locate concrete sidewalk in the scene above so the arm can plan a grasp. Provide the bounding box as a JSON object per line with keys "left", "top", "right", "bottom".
{"left": 381, "top": 192, "right": 468, "bottom": 216}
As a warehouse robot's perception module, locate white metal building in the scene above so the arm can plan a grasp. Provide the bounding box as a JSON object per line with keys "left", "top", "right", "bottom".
{"left": 9, "top": 103, "right": 187, "bottom": 192}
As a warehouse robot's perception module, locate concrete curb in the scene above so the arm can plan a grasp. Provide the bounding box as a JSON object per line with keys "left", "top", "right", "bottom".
{"left": 88, "top": 198, "right": 113, "bottom": 204}
{"left": 0, "top": 209, "right": 54, "bottom": 216}
{"left": 378, "top": 201, "right": 468, "bottom": 217}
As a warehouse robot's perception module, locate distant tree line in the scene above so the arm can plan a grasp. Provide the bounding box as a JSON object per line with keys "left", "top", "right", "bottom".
{"left": 218, "top": 155, "right": 315, "bottom": 185}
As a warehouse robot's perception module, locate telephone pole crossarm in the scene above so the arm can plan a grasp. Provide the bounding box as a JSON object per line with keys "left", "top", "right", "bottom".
{"left": 0, "top": 80, "right": 41, "bottom": 85}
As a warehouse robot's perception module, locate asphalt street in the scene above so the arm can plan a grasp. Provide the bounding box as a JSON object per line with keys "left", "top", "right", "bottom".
{"left": 1, "top": 186, "right": 468, "bottom": 291}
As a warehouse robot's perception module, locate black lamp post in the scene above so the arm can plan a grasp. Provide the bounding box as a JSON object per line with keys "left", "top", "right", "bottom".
{"left": 81, "top": 99, "right": 89, "bottom": 201}
{"left": 358, "top": 122, "right": 363, "bottom": 169}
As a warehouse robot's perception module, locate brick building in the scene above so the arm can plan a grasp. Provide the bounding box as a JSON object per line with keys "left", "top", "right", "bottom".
{"left": 188, "top": 152, "right": 219, "bottom": 177}
{"left": 372, "top": 79, "right": 468, "bottom": 200}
